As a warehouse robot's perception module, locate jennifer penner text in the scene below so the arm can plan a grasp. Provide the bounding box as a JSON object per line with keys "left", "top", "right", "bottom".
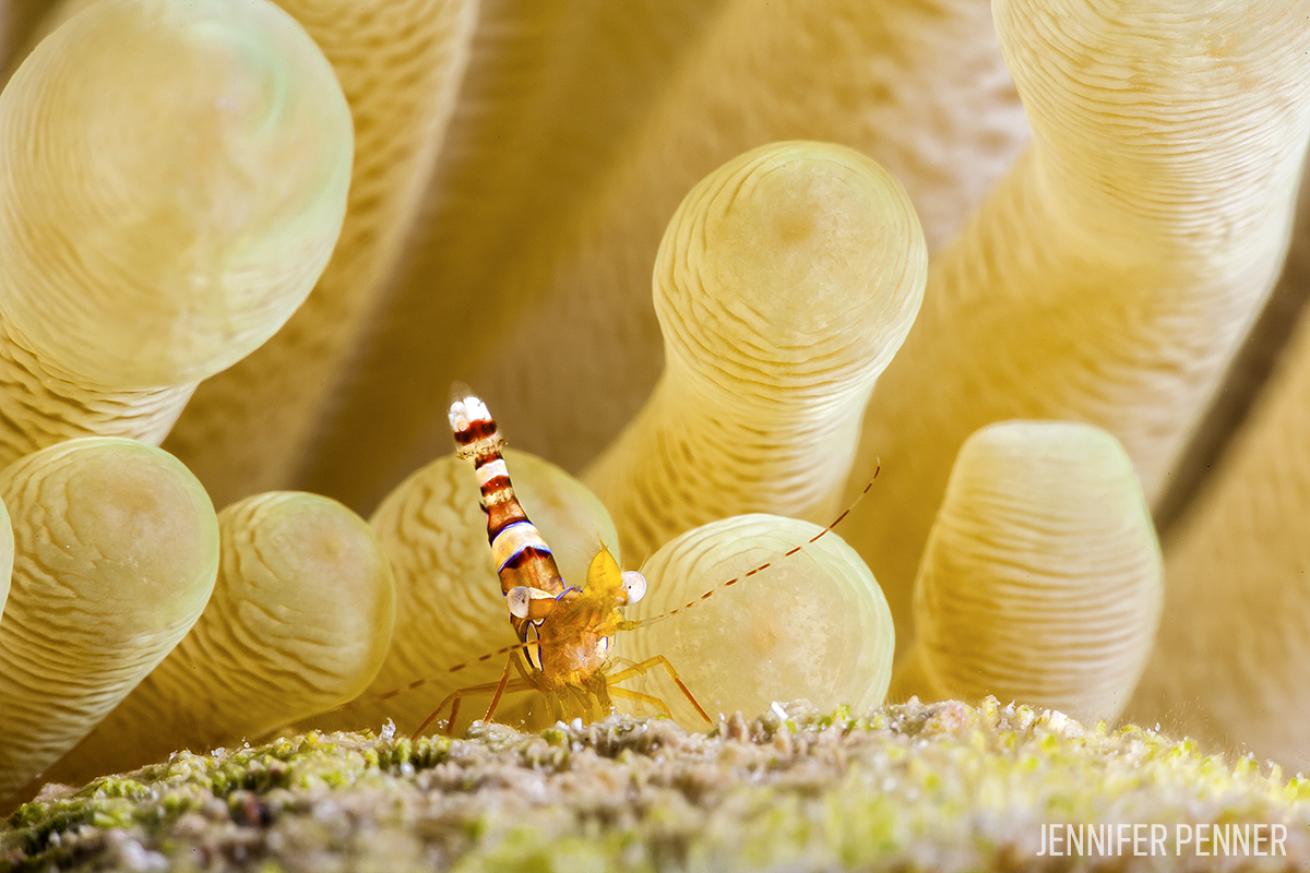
{"left": 1037, "top": 823, "right": 1287, "bottom": 858}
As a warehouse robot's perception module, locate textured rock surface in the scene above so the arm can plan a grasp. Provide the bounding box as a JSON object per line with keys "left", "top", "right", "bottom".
{"left": 4, "top": 701, "right": 1308, "bottom": 872}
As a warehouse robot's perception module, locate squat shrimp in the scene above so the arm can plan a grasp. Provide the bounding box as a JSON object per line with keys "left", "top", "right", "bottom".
{"left": 371, "top": 387, "right": 883, "bottom": 735}
{"left": 401, "top": 387, "right": 705, "bottom": 732}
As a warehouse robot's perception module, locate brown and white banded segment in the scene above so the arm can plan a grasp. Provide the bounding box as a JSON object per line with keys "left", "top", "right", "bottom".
{"left": 847, "top": 0, "right": 1310, "bottom": 651}
{"left": 618, "top": 514, "right": 894, "bottom": 730}
{"left": 166, "top": 0, "right": 478, "bottom": 508}
{"left": 891, "top": 422, "right": 1163, "bottom": 724}
{"left": 0, "top": 0, "right": 351, "bottom": 467}
{"left": 317, "top": 448, "right": 618, "bottom": 733}
{"left": 584, "top": 141, "right": 926, "bottom": 563}
{"left": 46, "top": 491, "right": 395, "bottom": 785}
{"left": 298, "top": 0, "right": 1024, "bottom": 502}
{"left": 0, "top": 438, "right": 219, "bottom": 808}
{"left": 1129, "top": 277, "right": 1310, "bottom": 771}
{"left": 450, "top": 391, "right": 565, "bottom": 601}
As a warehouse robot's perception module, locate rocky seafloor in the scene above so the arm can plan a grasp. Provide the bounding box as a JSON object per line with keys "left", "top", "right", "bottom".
{"left": 2, "top": 700, "right": 1307, "bottom": 873}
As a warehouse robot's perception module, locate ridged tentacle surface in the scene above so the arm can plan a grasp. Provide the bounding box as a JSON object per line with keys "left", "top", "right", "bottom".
{"left": 0, "top": 0, "right": 351, "bottom": 466}
{"left": 847, "top": 0, "right": 1310, "bottom": 649}
{"left": 618, "top": 514, "right": 894, "bottom": 729}
{"left": 324, "top": 449, "right": 618, "bottom": 733}
{"left": 0, "top": 493, "right": 12, "bottom": 620}
{"left": 1155, "top": 155, "right": 1310, "bottom": 528}
{"left": 0, "top": 326, "right": 193, "bottom": 464}
{"left": 1129, "top": 297, "right": 1310, "bottom": 770}
{"left": 47, "top": 491, "right": 395, "bottom": 785}
{"left": 166, "top": 0, "right": 478, "bottom": 508}
{"left": 896, "top": 422, "right": 1162, "bottom": 724}
{"left": 585, "top": 142, "right": 926, "bottom": 563}
{"left": 298, "top": 0, "right": 1025, "bottom": 507}
{"left": 0, "top": 438, "right": 218, "bottom": 807}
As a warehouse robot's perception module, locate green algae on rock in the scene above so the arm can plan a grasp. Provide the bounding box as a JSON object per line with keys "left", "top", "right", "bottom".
{"left": 4, "top": 700, "right": 1308, "bottom": 872}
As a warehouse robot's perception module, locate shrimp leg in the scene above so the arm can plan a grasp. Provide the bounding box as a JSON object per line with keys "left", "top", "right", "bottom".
{"left": 413, "top": 675, "right": 535, "bottom": 737}
{"left": 607, "top": 655, "right": 711, "bottom": 724}
{"left": 609, "top": 686, "right": 673, "bottom": 719}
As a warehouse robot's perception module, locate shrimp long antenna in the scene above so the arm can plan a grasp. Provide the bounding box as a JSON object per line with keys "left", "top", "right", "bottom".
{"left": 335, "top": 631, "right": 544, "bottom": 713}
{"left": 626, "top": 460, "right": 882, "bottom": 632}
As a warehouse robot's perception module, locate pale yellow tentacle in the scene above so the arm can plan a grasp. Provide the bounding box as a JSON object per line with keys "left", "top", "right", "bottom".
{"left": 895, "top": 421, "right": 1162, "bottom": 724}
{"left": 585, "top": 141, "right": 925, "bottom": 563}
{"left": 0, "top": 438, "right": 218, "bottom": 807}
{"left": 847, "top": 0, "right": 1310, "bottom": 648}
{"left": 0, "top": 0, "right": 351, "bottom": 466}
{"left": 47, "top": 491, "right": 395, "bottom": 785}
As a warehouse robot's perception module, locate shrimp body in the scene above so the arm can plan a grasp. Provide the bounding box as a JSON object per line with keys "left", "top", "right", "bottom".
{"left": 428, "top": 388, "right": 694, "bottom": 732}
{"left": 448, "top": 391, "right": 566, "bottom": 601}
{"left": 370, "top": 388, "right": 879, "bottom": 735}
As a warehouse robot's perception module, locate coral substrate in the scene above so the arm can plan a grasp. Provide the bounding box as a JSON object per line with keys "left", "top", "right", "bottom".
{"left": 3, "top": 700, "right": 1306, "bottom": 873}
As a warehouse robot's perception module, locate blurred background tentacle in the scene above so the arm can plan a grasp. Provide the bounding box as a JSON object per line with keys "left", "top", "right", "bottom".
{"left": 298, "top": 0, "right": 1026, "bottom": 510}
{"left": 846, "top": 0, "right": 1310, "bottom": 655}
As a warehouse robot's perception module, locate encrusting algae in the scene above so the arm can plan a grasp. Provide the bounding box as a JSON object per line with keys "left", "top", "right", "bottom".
{"left": 4, "top": 700, "right": 1308, "bottom": 873}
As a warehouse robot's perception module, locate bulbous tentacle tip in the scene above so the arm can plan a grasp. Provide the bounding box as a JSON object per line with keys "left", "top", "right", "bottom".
{"left": 655, "top": 139, "right": 926, "bottom": 386}
{"left": 589, "top": 141, "right": 926, "bottom": 562}
{"left": 45, "top": 489, "right": 396, "bottom": 786}
{"left": 0, "top": 437, "right": 219, "bottom": 806}
{"left": 619, "top": 513, "right": 894, "bottom": 730}
{"left": 903, "top": 420, "right": 1162, "bottom": 724}
{"left": 0, "top": 0, "right": 352, "bottom": 388}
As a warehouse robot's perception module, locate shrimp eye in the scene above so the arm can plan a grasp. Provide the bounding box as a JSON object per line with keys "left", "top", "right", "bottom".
{"left": 507, "top": 586, "right": 532, "bottom": 619}
{"left": 621, "top": 571, "right": 647, "bottom": 604}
